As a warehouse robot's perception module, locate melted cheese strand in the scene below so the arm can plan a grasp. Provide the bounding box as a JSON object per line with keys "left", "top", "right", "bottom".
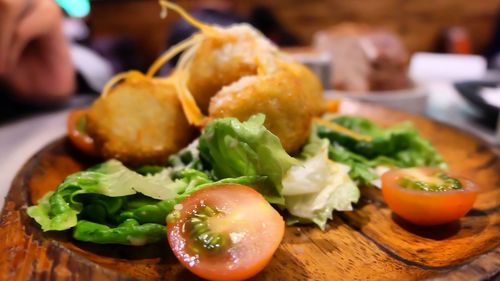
{"left": 149, "top": 0, "right": 219, "bottom": 126}
{"left": 175, "top": 39, "right": 206, "bottom": 126}
{"left": 146, "top": 35, "right": 200, "bottom": 77}
{"left": 156, "top": 71, "right": 177, "bottom": 84}
{"left": 313, "top": 118, "right": 373, "bottom": 142}
{"left": 101, "top": 70, "right": 146, "bottom": 98}
{"left": 158, "top": 1, "right": 217, "bottom": 35}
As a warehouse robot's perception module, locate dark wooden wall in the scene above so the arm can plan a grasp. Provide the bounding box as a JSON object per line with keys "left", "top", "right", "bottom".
{"left": 89, "top": 0, "right": 500, "bottom": 65}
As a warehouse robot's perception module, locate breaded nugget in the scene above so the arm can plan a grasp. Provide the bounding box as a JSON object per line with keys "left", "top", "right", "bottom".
{"left": 208, "top": 68, "right": 313, "bottom": 154}
{"left": 186, "top": 24, "right": 279, "bottom": 113}
{"left": 282, "top": 61, "right": 326, "bottom": 115}
{"left": 87, "top": 78, "right": 196, "bottom": 165}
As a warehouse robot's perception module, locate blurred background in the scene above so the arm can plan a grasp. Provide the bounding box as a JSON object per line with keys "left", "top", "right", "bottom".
{"left": 80, "top": 0, "right": 498, "bottom": 71}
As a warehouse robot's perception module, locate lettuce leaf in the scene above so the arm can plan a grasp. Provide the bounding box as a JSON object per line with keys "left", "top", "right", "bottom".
{"left": 199, "top": 114, "right": 298, "bottom": 205}
{"left": 27, "top": 159, "right": 263, "bottom": 238}
{"left": 27, "top": 191, "right": 80, "bottom": 231}
{"left": 283, "top": 137, "right": 360, "bottom": 230}
{"left": 168, "top": 139, "right": 206, "bottom": 175}
{"left": 63, "top": 159, "right": 184, "bottom": 200}
{"left": 73, "top": 219, "right": 166, "bottom": 246}
{"left": 27, "top": 160, "right": 184, "bottom": 231}
{"left": 316, "top": 115, "right": 446, "bottom": 185}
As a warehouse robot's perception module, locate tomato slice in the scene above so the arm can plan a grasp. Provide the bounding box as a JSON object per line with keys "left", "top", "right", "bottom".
{"left": 67, "top": 109, "right": 98, "bottom": 156}
{"left": 167, "top": 184, "right": 285, "bottom": 281}
{"left": 381, "top": 167, "right": 479, "bottom": 226}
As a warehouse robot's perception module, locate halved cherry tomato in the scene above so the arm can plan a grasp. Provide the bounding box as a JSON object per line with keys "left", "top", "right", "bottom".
{"left": 67, "top": 109, "right": 98, "bottom": 156}
{"left": 167, "top": 184, "right": 285, "bottom": 281}
{"left": 381, "top": 167, "right": 479, "bottom": 226}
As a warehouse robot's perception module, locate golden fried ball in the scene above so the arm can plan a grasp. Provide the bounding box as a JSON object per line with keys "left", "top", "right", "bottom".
{"left": 87, "top": 78, "right": 196, "bottom": 166}
{"left": 282, "top": 61, "right": 326, "bottom": 115}
{"left": 208, "top": 68, "right": 313, "bottom": 154}
{"left": 186, "top": 24, "right": 279, "bottom": 113}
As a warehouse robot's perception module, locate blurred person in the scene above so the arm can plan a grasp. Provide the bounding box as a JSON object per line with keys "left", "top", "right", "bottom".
{"left": 0, "top": 0, "right": 75, "bottom": 104}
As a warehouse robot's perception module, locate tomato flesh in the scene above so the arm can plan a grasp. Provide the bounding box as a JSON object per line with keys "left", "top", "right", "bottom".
{"left": 381, "top": 167, "right": 478, "bottom": 226}
{"left": 167, "top": 184, "right": 285, "bottom": 281}
{"left": 67, "top": 109, "right": 98, "bottom": 156}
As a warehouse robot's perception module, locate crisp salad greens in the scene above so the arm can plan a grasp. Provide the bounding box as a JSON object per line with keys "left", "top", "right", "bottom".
{"left": 316, "top": 115, "right": 446, "bottom": 186}
{"left": 28, "top": 114, "right": 444, "bottom": 245}
{"left": 27, "top": 161, "right": 259, "bottom": 245}
{"left": 283, "top": 136, "right": 359, "bottom": 230}
{"left": 199, "top": 114, "right": 298, "bottom": 205}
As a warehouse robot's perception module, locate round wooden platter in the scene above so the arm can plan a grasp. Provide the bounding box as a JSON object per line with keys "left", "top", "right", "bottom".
{"left": 0, "top": 100, "right": 499, "bottom": 281}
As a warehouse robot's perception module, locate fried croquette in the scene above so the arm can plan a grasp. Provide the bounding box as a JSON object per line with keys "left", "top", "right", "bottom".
{"left": 208, "top": 68, "right": 313, "bottom": 154}
{"left": 186, "top": 24, "right": 280, "bottom": 113}
{"left": 281, "top": 61, "right": 325, "bottom": 115}
{"left": 87, "top": 78, "right": 196, "bottom": 165}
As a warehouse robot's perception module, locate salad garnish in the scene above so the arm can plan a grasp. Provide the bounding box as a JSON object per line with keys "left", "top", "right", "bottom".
{"left": 29, "top": 114, "right": 448, "bottom": 241}
{"left": 381, "top": 167, "right": 478, "bottom": 226}
{"left": 315, "top": 115, "right": 446, "bottom": 186}
{"left": 167, "top": 184, "right": 284, "bottom": 281}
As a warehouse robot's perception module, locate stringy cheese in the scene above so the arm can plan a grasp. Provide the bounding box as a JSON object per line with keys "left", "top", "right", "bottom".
{"left": 313, "top": 118, "right": 373, "bottom": 142}
{"left": 175, "top": 38, "right": 206, "bottom": 126}
{"left": 146, "top": 35, "right": 202, "bottom": 78}
{"left": 101, "top": 70, "right": 146, "bottom": 98}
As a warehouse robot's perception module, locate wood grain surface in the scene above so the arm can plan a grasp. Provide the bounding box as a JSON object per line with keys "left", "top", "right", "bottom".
{"left": 0, "top": 101, "right": 499, "bottom": 281}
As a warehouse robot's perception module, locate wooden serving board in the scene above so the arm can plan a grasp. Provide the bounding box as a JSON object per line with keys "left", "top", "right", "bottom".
{"left": 1, "top": 101, "right": 499, "bottom": 281}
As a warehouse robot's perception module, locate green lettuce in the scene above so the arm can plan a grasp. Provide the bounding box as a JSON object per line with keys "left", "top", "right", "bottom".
{"left": 27, "top": 160, "right": 183, "bottom": 231}
{"left": 168, "top": 139, "right": 206, "bottom": 175}
{"left": 27, "top": 191, "right": 80, "bottom": 231}
{"left": 61, "top": 159, "right": 184, "bottom": 199}
{"left": 282, "top": 137, "right": 360, "bottom": 230}
{"left": 73, "top": 219, "right": 166, "bottom": 246}
{"left": 199, "top": 114, "right": 298, "bottom": 205}
{"left": 27, "top": 158, "right": 263, "bottom": 245}
{"left": 28, "top": 160, "right": 181, "bottom": 231}
{"left": 316, "top": 115, "right": 446, "bottom": 185}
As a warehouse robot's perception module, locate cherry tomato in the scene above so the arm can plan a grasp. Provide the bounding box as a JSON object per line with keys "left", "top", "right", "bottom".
{"left": 167, "top": 184, "right": 285, "bottom": 281}
{"left": 381, "top": 167, "right": 478, "bottom": 226}
{"left": 67, "top": 109, "right": 98, "bottom": 156}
